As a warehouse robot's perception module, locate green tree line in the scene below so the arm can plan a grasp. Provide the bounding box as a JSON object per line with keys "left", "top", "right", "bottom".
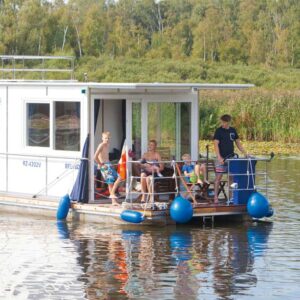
{"left": 0, "top": 0, "right": 299, "bottom": 67}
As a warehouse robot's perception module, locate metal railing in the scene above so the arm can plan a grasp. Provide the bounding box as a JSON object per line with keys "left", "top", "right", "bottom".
{"left": 0, "top": 55, "right": 75, "bottom": 80}
{"left": 125, "top": 157, "right": 272, "bottom": 207}
{"left": 226, "top": 157, "right": 272, "bottom": 202}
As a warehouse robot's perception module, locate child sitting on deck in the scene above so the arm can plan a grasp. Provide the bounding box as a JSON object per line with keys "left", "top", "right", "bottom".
{"left": 181, "top": 153, "right": 208, "bottom": 186}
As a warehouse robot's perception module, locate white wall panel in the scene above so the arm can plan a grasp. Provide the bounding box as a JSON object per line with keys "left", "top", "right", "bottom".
{"left": 46, "top": 158, "right": 79, "bottom": 197}
{"left": 7, "top": 155, "right": 46, "bottom": 194}
{"left": 0, "top": 87, "right": 7, "bottom": 191}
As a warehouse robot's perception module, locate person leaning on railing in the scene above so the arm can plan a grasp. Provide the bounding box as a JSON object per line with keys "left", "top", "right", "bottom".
{"left": 213, "top": 114, "right": 249, "bottom": 204}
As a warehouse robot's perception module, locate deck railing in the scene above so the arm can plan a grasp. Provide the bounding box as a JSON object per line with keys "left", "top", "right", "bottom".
{"left": 0, "top": 55, "right": 75, "bottom": 80}
{"left": 0, "top": 154, "right": 272, "bottom": 203}
{"left": 124, "top": 157, "right": 272, "bottom": 206}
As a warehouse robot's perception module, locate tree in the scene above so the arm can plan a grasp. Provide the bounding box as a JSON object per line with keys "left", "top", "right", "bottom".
{"left": 81, "top": 2, "right": 109, "bottom": 56}
{"left": 0, "top": 0, "right": 24, "bottom": 54}
{"left": 15, "top": 0, "right": 49, "bottom": 55}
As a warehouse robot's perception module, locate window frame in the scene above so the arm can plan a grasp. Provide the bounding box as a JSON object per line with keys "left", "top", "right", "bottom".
{"left": 24, "top": 98, "right": 82, "bottom": 154}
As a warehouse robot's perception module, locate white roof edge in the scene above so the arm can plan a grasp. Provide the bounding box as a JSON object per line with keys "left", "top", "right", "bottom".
{"left": 88, "top": 82, "right": 255, "bottom": 90}
{"left": 192, "top": 83, "right": 255, "bottom": 89}
{"left": 0, "top": 81, "right": 254, "bottom": 90}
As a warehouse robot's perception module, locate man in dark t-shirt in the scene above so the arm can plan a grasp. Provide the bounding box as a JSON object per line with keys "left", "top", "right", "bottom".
{"left": 213, "top": 114, "right": 248, "bottom": 203}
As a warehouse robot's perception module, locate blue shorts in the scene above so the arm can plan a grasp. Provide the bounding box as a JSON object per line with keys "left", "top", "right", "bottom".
{"left": 215, "top": 161, "right": 228, "bottom": 173}
{"left": 100, "top": 163, "right": 119, "bottom": 184}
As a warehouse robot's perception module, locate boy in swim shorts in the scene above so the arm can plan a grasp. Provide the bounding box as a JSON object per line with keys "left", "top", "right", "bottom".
{"left": 94, "top": 131, "right": 121, "bottom": 206}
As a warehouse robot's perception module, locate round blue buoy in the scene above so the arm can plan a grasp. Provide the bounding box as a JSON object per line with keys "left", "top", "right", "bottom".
{"left": 170, "top": 196, "right": 193, "bottom": 224}
{"left": 120, "top": 210, "right": 145, "bottom": 223}
{"left": 265, "top": 206, "right": 274, "bottom": 218}
{"left": 56, "top": 194, "right": 70, "bottom": 220}
{"left": 247, "top": 192, "right": 269, "bottom": 219}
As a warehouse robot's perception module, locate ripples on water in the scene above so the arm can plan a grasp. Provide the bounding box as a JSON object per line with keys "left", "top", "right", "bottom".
{"left": 0, "top": 157, "right": 299, "bottom": 300}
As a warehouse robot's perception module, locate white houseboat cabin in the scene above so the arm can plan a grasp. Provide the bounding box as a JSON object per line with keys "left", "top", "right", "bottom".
{"left": 0, "top": 79, "right": 254, "bottom": 202}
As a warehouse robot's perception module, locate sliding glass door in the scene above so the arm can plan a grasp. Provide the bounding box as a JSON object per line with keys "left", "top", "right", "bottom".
{"left": 128, "top": 100, "right": 192, "bottom": 161}
{"left": 147, "top": 102, "right": 191, "bottom": 160}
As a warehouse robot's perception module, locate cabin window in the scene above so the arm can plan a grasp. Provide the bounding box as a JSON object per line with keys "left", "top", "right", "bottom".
{"left": 54, "top": 102, "right": 80, "bottom": 151}
{"left": 27, "top": 103, "right": 50, "bottom": 147}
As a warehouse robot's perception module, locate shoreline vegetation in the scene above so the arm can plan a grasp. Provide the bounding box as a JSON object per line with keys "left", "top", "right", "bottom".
{"left": 199, "top": 89, "right": 300, "bottom": 144}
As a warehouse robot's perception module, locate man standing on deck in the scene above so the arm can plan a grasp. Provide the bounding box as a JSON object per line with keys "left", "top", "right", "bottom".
{"left": 213, "top": 114, "right": 248, "bottom": 203}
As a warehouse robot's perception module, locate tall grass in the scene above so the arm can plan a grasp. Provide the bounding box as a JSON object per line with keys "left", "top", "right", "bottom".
{"left": 75, "top": 57, "right": 300, "bottom": 89}
{"left": 199, "top": 89, "right": 300, "bottom": 143}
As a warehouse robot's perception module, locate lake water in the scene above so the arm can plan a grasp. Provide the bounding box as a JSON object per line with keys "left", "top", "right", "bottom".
{"left": 0, "top": 156, "right": 299, "bottom": 299}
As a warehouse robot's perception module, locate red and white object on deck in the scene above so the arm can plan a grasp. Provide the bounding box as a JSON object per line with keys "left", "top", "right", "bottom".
{"left": 117, "top": 143, "right": 127, "bottom": 180}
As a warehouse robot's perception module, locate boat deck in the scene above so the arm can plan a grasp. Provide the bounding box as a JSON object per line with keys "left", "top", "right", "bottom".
{"left": 0, "top": 193, "right": 248, "bottom": 225}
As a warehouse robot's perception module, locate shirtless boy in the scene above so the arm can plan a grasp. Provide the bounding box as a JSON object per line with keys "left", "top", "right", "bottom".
{"left": 94, "top": 131, "right": 121, "bottom": 206}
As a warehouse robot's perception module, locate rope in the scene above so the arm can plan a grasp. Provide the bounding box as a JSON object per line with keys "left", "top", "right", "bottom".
{"left": 172, "top": 160, "right": 179, "bottom": 195}
{"left": 248, "top": 156, "right": 256, "bottom": 191}
{"left": 32, "top": 168, "right": 73, "bottom": 198}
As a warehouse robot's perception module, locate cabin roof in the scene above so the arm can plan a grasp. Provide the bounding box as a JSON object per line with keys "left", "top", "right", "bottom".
{"left": 0, "top": 81, "right": 254, "bottom": 94}
{"left": 87, "top": 82, "right": 254, "bottom": 90}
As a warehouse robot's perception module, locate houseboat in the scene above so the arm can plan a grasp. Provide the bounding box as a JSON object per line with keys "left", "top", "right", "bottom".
{"left": 0, "top": 56, "right": 272, "bottom": 225}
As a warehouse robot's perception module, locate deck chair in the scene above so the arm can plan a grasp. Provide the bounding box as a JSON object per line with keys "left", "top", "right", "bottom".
{"left": 175, "top": 162, "right": 210, "bottom": 203}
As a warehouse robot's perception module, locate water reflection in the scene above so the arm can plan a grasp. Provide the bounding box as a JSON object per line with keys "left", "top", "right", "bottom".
{"left": 56, "top": 220, "right": 70, "bottom": 239}
{"left": 0, "top": 216, "right": 275, "bottom": 299}
{"left": 247, "top": 222, "right": 273, "bottom": 258}
{"left": 60, "top": 222, "right": 272, "bottom": 299}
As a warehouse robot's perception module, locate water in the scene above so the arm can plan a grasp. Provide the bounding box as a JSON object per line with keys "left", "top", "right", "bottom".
{"left": 0, "top": 156, "right": 300, "bottom": 300}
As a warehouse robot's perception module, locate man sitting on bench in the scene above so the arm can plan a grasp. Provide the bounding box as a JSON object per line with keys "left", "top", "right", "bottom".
{"left": 213, "top": 114, "right": 249, "bottom": 204}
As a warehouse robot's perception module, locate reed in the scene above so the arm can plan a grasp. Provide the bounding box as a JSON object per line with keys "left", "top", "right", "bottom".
{"left": 199, "top": 89, "right": 300, "bottom": 143}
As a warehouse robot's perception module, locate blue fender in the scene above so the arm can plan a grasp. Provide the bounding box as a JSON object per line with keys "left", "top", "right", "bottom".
{"left": 57, "top": 194, "right": 71, "bottom": 220}
{"left": 120, "top": 210, "right": 145, "bottom": 223}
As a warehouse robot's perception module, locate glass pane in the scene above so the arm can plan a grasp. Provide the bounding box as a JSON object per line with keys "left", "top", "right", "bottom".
{"left": 132, "top": 102, "right": 141, "bottom": 159}
{"left": 55, "top": 102, "right": 80, "bottom": 151}
{"left": 27, "top": 103, "right": 49, "bottom": 147}
{"left": 180, "top": 102, "right": 191, "bottom": 157}
{"left": 148, "top": 102, "right": 191, "bottom": 160}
